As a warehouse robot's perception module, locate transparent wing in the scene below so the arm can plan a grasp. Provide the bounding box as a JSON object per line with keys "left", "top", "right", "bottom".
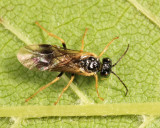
{"left": 17, "top": 44, "right": 62, "bottom": 71}
{"left": 17, "top": 44, "right": 95, "bottom": 73}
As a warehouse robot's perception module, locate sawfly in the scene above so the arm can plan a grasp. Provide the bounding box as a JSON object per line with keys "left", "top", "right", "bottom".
{"left": 17, "top": 22, "right": 129, "bottom": 105}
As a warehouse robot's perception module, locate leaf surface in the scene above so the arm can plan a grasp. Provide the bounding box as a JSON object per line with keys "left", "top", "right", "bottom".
{"left": 0, "top": 0, "right": 160, "bottom": 127}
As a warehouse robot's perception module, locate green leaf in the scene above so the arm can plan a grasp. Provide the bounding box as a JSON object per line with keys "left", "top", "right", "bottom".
{"left": 0, "top": 0, "right": 160, "bottom": 127}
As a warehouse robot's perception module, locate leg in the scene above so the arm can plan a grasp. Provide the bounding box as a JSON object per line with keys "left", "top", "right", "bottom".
{"left": 98, "top": 37, "right": 119, "bottom": 58}
{"left": 80, "top": 28, "right": 88, "bottom": 52}
{"left": 35, "top": 22, "right": 66, "bottom": 49}
{"left": 94, "top": 74, "right": 104, "bottom": 101}
{"left": 25, "top": 72, "right": 63, "bottom": 102}
{"left": 54, "top": 74, "right": 75, "bottom": 105}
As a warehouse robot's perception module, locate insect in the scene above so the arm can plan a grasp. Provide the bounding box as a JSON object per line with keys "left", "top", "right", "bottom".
{"left": 17, "top": 22, "right": 129, "bottom": 105}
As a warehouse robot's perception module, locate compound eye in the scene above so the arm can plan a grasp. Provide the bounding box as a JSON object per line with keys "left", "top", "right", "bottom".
{"left": 103, "top": 58, "right": 112, "bottom": 64}
{"left": 105, "top": 72, "right": 110, "bottom": 78}
{"left": 100, "top": 70, "right": 110, "bottom": 77}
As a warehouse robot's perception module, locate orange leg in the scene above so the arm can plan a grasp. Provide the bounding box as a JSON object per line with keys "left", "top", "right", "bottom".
{"left": 35, "top": 22, "right": 66, "bottom": 49}
{"left": 94, "top": 74, "right": 104, "bottom": 101}
{"left": 25, "top": 72, "right": 63, "bottom": 102}
{"left": 80, "top": 28, "right": 88, "bottom": 52}
{"left": 98, "top": 37, "right": 119, "bottom": 58}
{"left": 54, "top": 74, "right": 75, "bottom": 105}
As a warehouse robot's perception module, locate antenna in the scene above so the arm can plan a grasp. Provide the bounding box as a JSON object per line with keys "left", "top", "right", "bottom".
{"left": 112, "top": 44, "right": 129, "bottom": 67}
{"left": 111, "top": 71, "right": 128, "bottom": 96}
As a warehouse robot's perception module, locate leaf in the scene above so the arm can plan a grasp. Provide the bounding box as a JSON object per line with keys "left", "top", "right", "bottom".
{"left": 0, "top": 0, "right": 160, "bottom": 127}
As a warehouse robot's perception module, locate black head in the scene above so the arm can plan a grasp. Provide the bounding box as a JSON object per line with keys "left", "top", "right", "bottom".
{"left": 100, "top": 58, "right": 112, "bottom": 77}
{"left": 100, "top": 44, "right": 130, "bottom": 96}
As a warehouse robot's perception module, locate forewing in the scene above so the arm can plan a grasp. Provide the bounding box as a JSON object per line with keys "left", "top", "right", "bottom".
{"left": 17, "top": 44, "right": 61, "bottom": 71}
{"left": 49, "top": 48, "right": 97, "bottom": 74}
{"left": 17, "top": 44, "right": 97, "bottom": 74}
